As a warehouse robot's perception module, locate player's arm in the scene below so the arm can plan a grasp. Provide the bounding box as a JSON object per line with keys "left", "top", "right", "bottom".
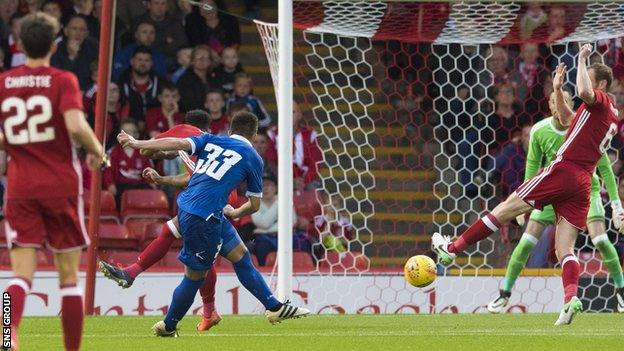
{"left": 224, "top": 196, "right": 261, "bottom": 219}
{"left": 596, "top": 153, "right": 619, "bottom": 202}
{"left": 118, "top": 131, "right": 191, "bottom": 152}
{"left": 552, "top": 64, "right": 574, "bottom": 125}
{"left": 576, "top": 43, "right": 596, "bottom": 105}
{"left": 0, "top": 131, "right": 5, "bottom": 150}
{"left": 523, "top": 128, "right": 542, "bottom": 181}
{"left": 143, "top": 167, "right": 190, "bottom": 188}
{"left": 64, "top": 109, "right": 105, "bottom": 164}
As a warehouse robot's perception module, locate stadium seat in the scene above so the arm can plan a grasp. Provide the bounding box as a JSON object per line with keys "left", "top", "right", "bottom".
{"left": 83, "top": 190, "right": 120, "bottom": 223}
{"left": 141, "top": 222, "right": 182, "bottom": 249}
{"left": 322, "top": 251, "right": 368, "bottom": 272}
{"left": 125, "top": 219, "right": 166, "bottom": 244}
{"left": 294, "top": 191, "right": 321, "bottom": 221}
{"left": 98, "top": 223, "right": 139, "bottom": 250}
{"left": 265, "top": 251, "right": 315, "bottom": 271}
{"left": 0, "top": 220, "right": 7, "bottom": 248}
{"left": 120, "top": 189, "right": 170, "bottom": 223}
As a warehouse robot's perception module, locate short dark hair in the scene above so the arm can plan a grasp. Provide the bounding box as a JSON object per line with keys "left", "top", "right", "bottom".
{"left": 134, "top": 19, "right": 155, "bottom": 33}
{"left": 205, "top": 88, "right": 224, "bottom": 99}
{"left": 229, "top": 101, "right": 249, "bottom": 114}
{"left": 229, "top": 111, "right": 258, "bottom": 139}
{"left": 120, "top": 118, "right": 138, "bottom": 128}
{"left": 589, "top": 63, "right": 613, "bottom": 91}
{"left": 19, "top": 12, "right": 60, "bottom": 59}
{"left": 158, "top": 82, "right": 178, "bottom": 95}
{"left": 132, "top": 45, "right": 153, "bottom": 58}
{"left": 185, "top": 109, "right": 211, "bottom": 131}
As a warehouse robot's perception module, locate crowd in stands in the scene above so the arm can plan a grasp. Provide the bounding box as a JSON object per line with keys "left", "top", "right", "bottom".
{"left": 0, "top": 0, "right": 341, "bottom": 268}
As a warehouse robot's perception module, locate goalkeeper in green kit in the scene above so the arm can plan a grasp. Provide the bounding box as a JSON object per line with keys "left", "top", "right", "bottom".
{"left": 487, "top": 89, "right": 624, "bottom": 313}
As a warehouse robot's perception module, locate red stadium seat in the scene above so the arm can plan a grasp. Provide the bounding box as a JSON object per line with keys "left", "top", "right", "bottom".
{"left": 83, "top": 190, "right": 120, "bottom": 223}
{"left": 125, "top": 219, "right": 166, "bottom": 243}
{"left": 294, "top": 191, "right": 321, "bottom": 221}
{"left": 265, "top": 251, "right": 315, "bottom": 271}
{"left": 321, "top": 251, "right": 368, "bottom": 272}
{"left": 0, "top": 220, "right": 7, "bottom": 248}
{"left": 98, "top": 223, "right": 139, "bottom": 250}
{"left": 120, "top": 189, "right": 170, "bottom": 223}
{"left": 141, "top": 222, "right": 182, "bottom": 250}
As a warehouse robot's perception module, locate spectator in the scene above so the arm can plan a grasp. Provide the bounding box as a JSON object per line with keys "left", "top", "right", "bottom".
{"left": 117, "top": 46, "right": 167, "bottom": 129}
{"left": 266, "top": 102, "right": 322, "bottom": 190}
{"left": 112, "top": 20, "right": 168, "bottom": 79}
{"left": 511, "top": 43, "right": 545, "bottom": 101}
{"left": 22, "top": 0, "right": 44, "bottom": 14}
{"left": 145, "top": 83, "right": 184, "bottom": 137}
{"left": 117, "top": 0, "right": 182, "bottom": 30}
{"left": 133, "top": 0, "right": 188, "bottom": 58}
{"left": 484, "top": 46, "right": 511, "bottom": 87}
{"left": 203, "top": 89, "right": 228, "bottom": 135}
{"left": 65, "top": 0, "right": 99, "bottom": 39}
{"left": 228, "top": 100, "right": 250, "bottom": 115}
{"left": 102, "top": 82, "right": 129, "bottom": 149}
{"left": 251, "top": 172, "right": 310, "bottom": 266}
{"left": 7, "top": 13, "right": 25, "bottom": 67}
{"left": 252, "top": 130, "right": 276, "bottom": 175}
{"left": 519, "top": 3, "right": 547, "bottom": 40}
{"left": 0, "top": 47, "right": 5, "bottom": 72}
{"left": 92, "top": 0, "right": 130, "bottom": 50}
{"left": 212, "top": 46, "right": 243, "bottom": 95}
{"left": 226, "top": 73, "right": 271, "bottom": 128}
{"left": 315, "top": 194, "right": 353, "bottom": 253}
{"left": 546, "top": 5, "right": 567, "bottom": 43}
{"left": 488, "top": 82, "right": 527, "bottom": 149}
{"left": 104, "top": 119, "right": 155, "bottom": 205}
{"left": 185, "top": 0, "right": 241, "bottom": 54}
{"left": 487, "top": 124, "right": 531, "bottom": 197}
{"left": 177, "top": 45, "right": 214, "bottom": 111}
{"left": 170, "top": 46, "right": 192, "bottom": 83}
{"left": 51, "top": 14, "right": 98, "bottom": 90}
{"left": 42, "top": 1, "right": 64, "bottom": 25}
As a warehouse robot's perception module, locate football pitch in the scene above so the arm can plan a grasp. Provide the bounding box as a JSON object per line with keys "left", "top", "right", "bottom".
{"left": 19, "top": 313, "right": 624, "bottom": 350}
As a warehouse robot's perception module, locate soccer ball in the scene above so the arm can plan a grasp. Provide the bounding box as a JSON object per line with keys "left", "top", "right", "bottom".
{"left": 403, "top": 255, "right": 437, "bottom": 287}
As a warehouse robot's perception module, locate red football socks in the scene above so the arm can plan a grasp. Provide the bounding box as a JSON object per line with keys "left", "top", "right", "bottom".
{"left": 448, "top": 213, "right": 501, "bottom": 253}
{"left": 200, "top": 267, "right": 218, "bottom": 318}
{"left": 127, "top": 222, "right": 177, "bottom": 277}
{"left": 4, "top": 277, "right": 31, "bottom": 330}
{"left": 60, "top": 284, "right": 84, "bottom": 351}
{"left": 561, "top": 254, "right": 580, "bottom": 304}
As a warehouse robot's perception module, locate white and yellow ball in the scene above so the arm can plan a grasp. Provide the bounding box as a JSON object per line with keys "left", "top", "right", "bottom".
{"left": 403, "top": 255, "right": 437, "bottom": 287}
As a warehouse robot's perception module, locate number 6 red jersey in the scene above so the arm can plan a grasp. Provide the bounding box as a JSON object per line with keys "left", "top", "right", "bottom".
{"left": 0, "top": 65, "right": 84, "bottom": 199}
{"left": 557, "top": 89, "right": 619, "bottom": 173}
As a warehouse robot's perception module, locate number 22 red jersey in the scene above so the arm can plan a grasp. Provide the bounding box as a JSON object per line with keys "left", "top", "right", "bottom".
{"left": 0, "top": 65, "right": 84, "bottom": 199}
{"left": 557, "top": 89, "right": 619, "bottom": 173}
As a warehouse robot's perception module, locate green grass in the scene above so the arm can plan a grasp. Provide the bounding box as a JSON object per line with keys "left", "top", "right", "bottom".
{"left": 19, "top": 314, "right": 624, "bottom": 351}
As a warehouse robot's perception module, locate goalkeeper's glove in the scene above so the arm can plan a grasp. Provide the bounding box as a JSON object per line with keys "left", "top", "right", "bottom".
{"left": 611, "top": 200, "right": 624, "bottom": 234}
{"left": 515, "top": 213, "right": 526, "bottom": 227}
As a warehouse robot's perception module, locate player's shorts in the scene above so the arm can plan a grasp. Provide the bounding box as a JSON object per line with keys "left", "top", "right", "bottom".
{"left": 515, "top": 160, "right": 591, "bottom": 230}
{"left": 4, "top": 197, "right": 89, "bottom": 252}
{"left": 529, "top": 188, "right": 605, "bottom": 225}
{"left": 177, "top": 209, "right": 243, "bottom": 271}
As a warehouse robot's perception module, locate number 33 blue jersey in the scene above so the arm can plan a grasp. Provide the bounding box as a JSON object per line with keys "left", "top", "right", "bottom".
{"left": 177, "top": 134, "right": 264, "bottom": 220}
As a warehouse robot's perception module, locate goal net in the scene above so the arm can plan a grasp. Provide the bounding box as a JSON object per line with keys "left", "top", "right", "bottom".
{"left": 256, "top": 1, "right": 624, "bottom": 313}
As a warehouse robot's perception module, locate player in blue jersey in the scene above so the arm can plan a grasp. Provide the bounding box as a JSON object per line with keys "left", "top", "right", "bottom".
{"left": 117, "top": 111, "right": 310, "bottom": 337}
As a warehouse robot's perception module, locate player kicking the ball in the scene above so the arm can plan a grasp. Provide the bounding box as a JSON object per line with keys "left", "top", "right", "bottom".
{"left": 432, "top": 44, "right": 621, "bottom": 325}
{"left": 0, "top": 13, "right": 105, "bottom": 350}
{"left": 98, "top": 110, "right": 231, "bottom": 331}
{"left": 117, "top": 111, "right": 309, "bottom": 337}
{"left": 487, "top": 90, "right": 624, "bottom": 314}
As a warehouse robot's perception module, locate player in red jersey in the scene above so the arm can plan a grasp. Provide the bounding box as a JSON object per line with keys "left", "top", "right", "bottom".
{"left": 432, "top": 44, "right": 621, "bottom": 325}
{"left": 98, "top": 110, "right": 237, "bottom": 332}
{"left": 0, "top": 13, "right": 105, "bottom": 351}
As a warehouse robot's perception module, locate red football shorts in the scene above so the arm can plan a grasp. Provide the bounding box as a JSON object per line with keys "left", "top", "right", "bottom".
{"left": 4, "top": 196, "right": 90, "bottom": 252}
{"left": 515, "top": 160, "right": 591, "bottom": 230}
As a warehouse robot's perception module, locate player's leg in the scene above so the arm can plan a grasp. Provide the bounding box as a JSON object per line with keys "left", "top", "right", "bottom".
{"left": 153, "top": 211, "right": 220, "bottom": 336}
{"left": 220, "top": 221, "right": 310, "bottom": 323}
{"left": 586, "top": 216, "right": 624, "bottom": 312}
{"left": 99, "top": 218, "right": 180, "bottom": 288}
{"left": 432, "top": 191, "right": 532, "bottom": 264}
{"left": 53, "top": 250, "right": 84, "bottom": 351}
{"left": 553, "top": 217, "right": 584, "bottom": 325}
{"left": 3, "top": 200, "right": 46, "bottom": 349}
{"left": 488, "top": 213, "right": 549, "bottom": 313}
{"left": 45, "top": 197, "right": 90, "bottom": 350}
{"left": 196, "top": 266, "right": 222, "bottom": 332}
